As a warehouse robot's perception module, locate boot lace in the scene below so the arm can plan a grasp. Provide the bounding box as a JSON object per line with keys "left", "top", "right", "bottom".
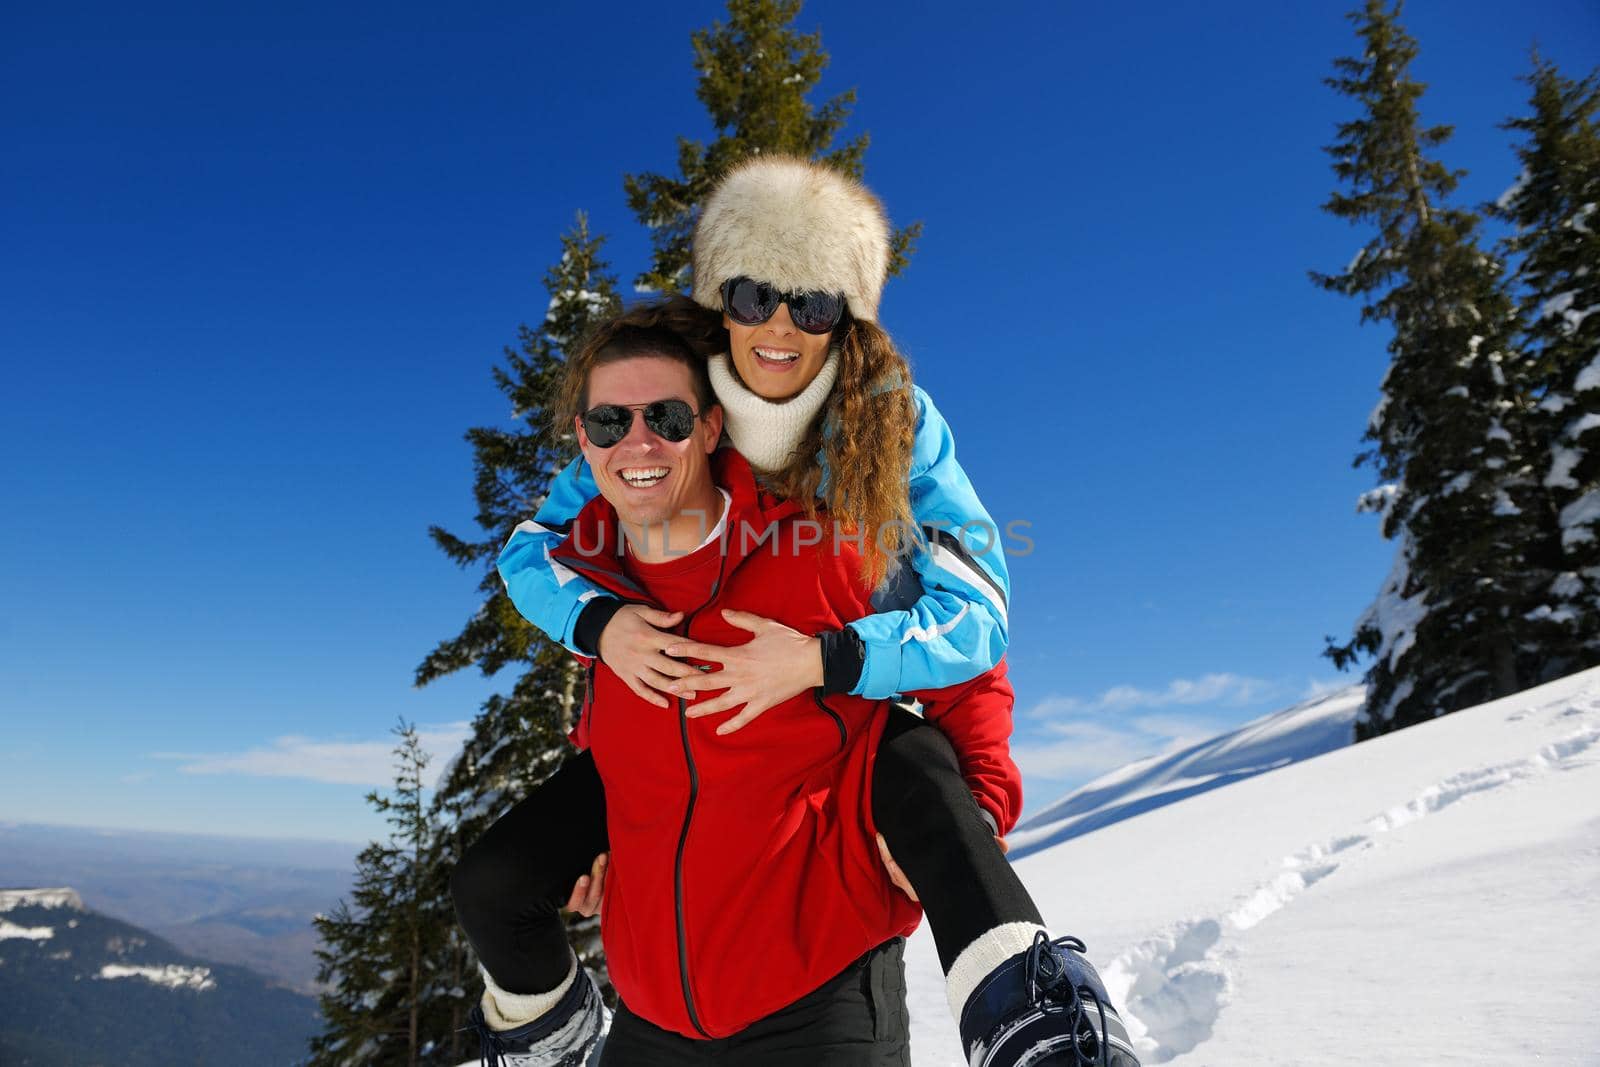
{"left": 463, "top": 1006, "right": 511, "bottom": 1067}
{"left": 1024, "top": 931, "right": 1111, "bottom": 1066}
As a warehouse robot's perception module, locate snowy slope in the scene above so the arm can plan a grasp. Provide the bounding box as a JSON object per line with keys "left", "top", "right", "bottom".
{"left": 1008, "top": 685, "right": 1366, "bottom": 860}
{"left": 904, "top": 666, "right": 1600, "bottom": 1065}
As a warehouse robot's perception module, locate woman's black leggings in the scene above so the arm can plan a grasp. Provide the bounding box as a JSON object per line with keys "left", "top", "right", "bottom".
{"left": 450, "top": 705, "right": 1042, "bottom": 995}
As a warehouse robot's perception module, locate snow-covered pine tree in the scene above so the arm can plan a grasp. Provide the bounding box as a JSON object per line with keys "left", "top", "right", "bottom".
{"left": 1490, "top": 55, "right": 1600, "bottom": 674}
{"left": 310, "top": 722, "right": 453, "bottom": 1067}
{"left": 624, "top": 0, "right": 920, "bottom": 292}
{"left": 411, "top": 214, "right": 623, "bottom": 1044}
{"left": 1314, "top": 1, "right": 1555, "bottom": 738}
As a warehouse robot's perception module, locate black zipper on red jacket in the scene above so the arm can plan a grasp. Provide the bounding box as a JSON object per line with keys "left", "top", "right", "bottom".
{"left": 671, "top": 689, "right": 708, "bottom": 1038}
{"left": 668, "top": 548, "right": 730, "bottom": 1040}
{"left": 812, "top": 690, "right": 847, "bottom": 752}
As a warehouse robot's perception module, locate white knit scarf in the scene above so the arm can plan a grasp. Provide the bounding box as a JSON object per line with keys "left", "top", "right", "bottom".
{"left": 706, "top": 350, "right": 839, "bottom": 473}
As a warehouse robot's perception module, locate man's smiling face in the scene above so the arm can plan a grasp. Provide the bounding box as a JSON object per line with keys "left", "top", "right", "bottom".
{"left": 577, "top": 355, "right": 723, "bottom": 528}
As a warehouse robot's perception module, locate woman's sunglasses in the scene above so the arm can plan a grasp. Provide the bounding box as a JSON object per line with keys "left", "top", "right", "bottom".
{"left": 720, "top": 276, "right": 846, "bottom": 335}
{"left": 580, "top": 400, "right": 702, "bottom": 448}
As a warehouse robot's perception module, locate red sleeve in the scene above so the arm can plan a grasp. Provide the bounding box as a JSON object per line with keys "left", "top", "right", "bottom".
{"left": 909, "top": 658, "right": 1023, "bottom": 835}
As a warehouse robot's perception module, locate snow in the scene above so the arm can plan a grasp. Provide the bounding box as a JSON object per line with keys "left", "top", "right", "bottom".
{"left": 1539, "top": 393, "right": 1573, "bottom": 413}
{"left": 1559, "top": 489, "right": 1600, "bottom": 547}
{"left": 1551, "top": 571, "right": 1585, "bottom": 599}
{"left": 1539, "top": 290, "right": 1596, "bottom": 335}
{"left": 903, "top": 665, "right": 1600, "bottom": 1065}
{"left": 1571, "top": 201, "right": 1596, "bottom": 235}
{"left": 1564, "top": 412, "right": 1600, "bottom": 441}
{"left": 1577, "top": 353, "right": 1600, "bottom": 394}
{"left": 0, "top": 919, "right": 54, "bottom": 941}
{"left": 1365, "top": 393, "right": 1388, "bottom": 434}
{"left": 1352, "top": 533, "right": 1427, "bottom": 676}
{"left": 1495, "top": 167, "right": 1530, "bottom": 212}
{"left": 1547, "top": 442, "right": 1582, "bottom": 489}
{"left": 1007, "top": 685, "right": 1365, "bottom": 860}
{"left": 1353, "top": 482, "right": 1397, "bottom": 523}
{"left": 97, "top": 962, "right": 217, "bottom": 992}
{"left": 0, "top": 888, "right": 84, "bottom": 912}
{"left": 546, "top": 288, "right": 608, "bottom": 319}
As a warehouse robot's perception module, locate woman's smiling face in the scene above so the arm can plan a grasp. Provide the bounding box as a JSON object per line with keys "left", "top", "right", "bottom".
{"left": 724, "top": 299, "right": 832, "bottom": 400}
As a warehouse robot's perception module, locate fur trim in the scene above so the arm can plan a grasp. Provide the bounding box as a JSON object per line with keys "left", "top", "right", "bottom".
{"left": 692, "top": 156, "right": 891, "bottom": 322}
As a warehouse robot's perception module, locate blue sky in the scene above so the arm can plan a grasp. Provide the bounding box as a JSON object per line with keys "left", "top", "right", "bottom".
{"left": 3, "top": 1, "right": 1596, "bottom": 843}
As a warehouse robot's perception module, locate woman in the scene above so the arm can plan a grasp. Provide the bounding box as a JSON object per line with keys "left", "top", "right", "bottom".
{"left": 457, "top": 157, "right": 1138, "bottom": 1067}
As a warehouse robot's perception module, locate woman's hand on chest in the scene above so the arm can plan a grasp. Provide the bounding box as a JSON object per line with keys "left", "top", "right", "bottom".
{"left": 666, "top": 609, "right": 825, "bottom": 734}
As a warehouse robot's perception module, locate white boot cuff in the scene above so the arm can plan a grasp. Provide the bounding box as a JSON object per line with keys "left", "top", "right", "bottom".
{"left": 479, "top": 954, "right": 578, "bottom": 1031}
{"left": 945, "top": 922, "right": 1050, "bottom": 1021}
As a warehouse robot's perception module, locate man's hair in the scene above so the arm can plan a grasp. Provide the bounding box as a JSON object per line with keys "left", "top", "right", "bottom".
{"left": 554, "top": 298, "right": 722, "bottom": 438}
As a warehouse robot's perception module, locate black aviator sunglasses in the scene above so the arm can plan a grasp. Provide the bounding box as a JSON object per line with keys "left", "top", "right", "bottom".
{"left": 580, "top": 400, "right": 704, "bottom": 448}
{"left": 720, "top": 276, "right": 847, "bottom": 335}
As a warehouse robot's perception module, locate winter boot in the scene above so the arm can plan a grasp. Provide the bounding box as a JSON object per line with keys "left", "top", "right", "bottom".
{"left": 958, "top": 931, "right": 1140, "bottom": 1067}
{"left": 467, "top": 962, "right": 605, "bottom": 1067}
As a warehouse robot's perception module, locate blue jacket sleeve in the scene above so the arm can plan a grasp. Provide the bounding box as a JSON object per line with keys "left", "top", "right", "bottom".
{"left": 496, "top": 455, "right": 609, "bottom": 655}
{"left": 843, "top": 386, "right": 1011, "bottom": 698}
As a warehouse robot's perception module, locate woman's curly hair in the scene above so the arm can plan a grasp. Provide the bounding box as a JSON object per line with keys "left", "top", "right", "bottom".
{"left": 759, "top": 315, "right": 917, "bottom": 587}
{"left": 557, "top": 297, "right": 918, "bottom": 587}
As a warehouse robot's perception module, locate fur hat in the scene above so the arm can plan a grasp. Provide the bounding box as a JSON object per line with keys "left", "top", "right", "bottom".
{"left": 692, "top": 156, "right": 891, "bottom": 323}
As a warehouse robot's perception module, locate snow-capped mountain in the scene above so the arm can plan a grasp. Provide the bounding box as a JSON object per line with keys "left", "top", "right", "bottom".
{"left": 903, "top": 667, "right": 1600, "bottom": 1064}
{"left": 0, "top": 886, "right": 320, "bottom": 1064}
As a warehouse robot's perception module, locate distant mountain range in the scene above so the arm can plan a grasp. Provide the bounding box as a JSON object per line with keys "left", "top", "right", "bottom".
{"left": 0, "top": 822, "right": 354, "bottom": 994}
{"left": 0, "top": 886, "right": 321, "bottom": 1065}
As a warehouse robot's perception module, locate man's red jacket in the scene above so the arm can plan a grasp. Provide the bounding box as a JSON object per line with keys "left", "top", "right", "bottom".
{"left": 549, "top": 449, "right": 1022, "bottom": 1040}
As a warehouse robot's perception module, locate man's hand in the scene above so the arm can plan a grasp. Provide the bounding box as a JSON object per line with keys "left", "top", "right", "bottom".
{"left": 564, "top": 853, "right": 608, "bottom": 917}
{"left": 670, "top": 610, "right": 824, "bottom": 735}
{"left": 596, "top": 605, "right": 698, "bottom": 708}
{"left": 876, "top": 834, "right": 918, "bottom": 902}
{"left": 876, "top": 830, "right": 1009, "bottom": 903}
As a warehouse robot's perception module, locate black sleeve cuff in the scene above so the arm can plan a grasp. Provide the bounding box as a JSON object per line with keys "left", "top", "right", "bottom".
{"left": 573, "top": 597, "right": 625, "bottom": 659}
{"left": 819, "top": 627, "right": 867, "bottom": 696}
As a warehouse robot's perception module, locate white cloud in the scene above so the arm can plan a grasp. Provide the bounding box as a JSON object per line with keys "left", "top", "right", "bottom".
{"left": 1009, "top": 721, "right": 1170, "bottom": 779}
{"left": 155, "top": 723, "right": 472, "bottom": 787}
{"left": 1023, "top": 672, "right": 1277, "bottom": 720}
{"left": 1011, "top": 672, "right": 1283, "bottom": 805}
{"left": 1011, "top": 710, "right": 1219, "bottom": 780}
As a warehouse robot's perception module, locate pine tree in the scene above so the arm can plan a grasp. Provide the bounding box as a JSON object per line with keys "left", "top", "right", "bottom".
{"left": 1490, "top": 54, "right": 1600, "bottom": 672}
{"left": 625, "top": 0, "right": 920, "bottom": 293}
{"left": 1314, "top": 1, "right": 1554, "bottom": 737}
{"left": 310, "top": 722, "right": 452, "bottom": 1067}
{"left": 417, "top": 212, "right": 621, "bottom": 697}
{"left": 412, "top": 215, "right": 623, "bottom": 1034}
